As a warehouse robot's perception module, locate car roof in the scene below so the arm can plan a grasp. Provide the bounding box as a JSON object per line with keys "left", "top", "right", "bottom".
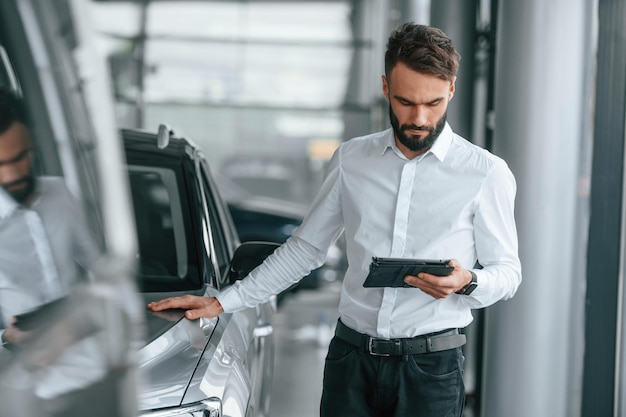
{"left": 121, "top": 127, "right": 199, "bottom": 161}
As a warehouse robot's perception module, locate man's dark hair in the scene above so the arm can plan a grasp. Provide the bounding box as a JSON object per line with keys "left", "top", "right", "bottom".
{"left": 385, "top": 23, "right": 460, "bottom": 82}
{"left": 0, "top": 87, "right": 29, "bottom": 134}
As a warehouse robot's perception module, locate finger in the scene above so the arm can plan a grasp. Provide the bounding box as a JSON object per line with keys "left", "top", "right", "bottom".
{"left": 404, "top": 274, "right": 419, "bottom": 287}
{"left": 448, "top": 258, "right": 461, "bottom": 268}
{"left": 185, "top": 309, "right": 204, "bottom": 320}
{"left": 185, "top": 307, "right": 215, "bottom": 320}
{"left": 416, "top": 272, "right": 444, "bottom": 287}
{"left": 419, "top": 286, "right": 445, "bottom": 299}
{"left": 185, "top": 299, "right": 223, "bottom": 320}
{"left": 409, "top": 273, "right": 456, "bottom": 298}
{"left": 405, "top": 273, "right": 438, "bottom": 288}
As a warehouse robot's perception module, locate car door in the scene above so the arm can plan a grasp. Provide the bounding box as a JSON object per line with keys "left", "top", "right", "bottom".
{"left": 186, "top": 157, "right": 275, "bottom": 417}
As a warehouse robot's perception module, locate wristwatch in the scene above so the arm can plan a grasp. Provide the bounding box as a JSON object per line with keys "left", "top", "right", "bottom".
{"left": 457, "top": 270, "right": 478, "bottom": 295}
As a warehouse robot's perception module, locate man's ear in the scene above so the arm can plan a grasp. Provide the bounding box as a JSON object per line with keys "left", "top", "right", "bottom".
{"left": 449, "top": 76, "right": 456, "bottom": 100}
{"left": 382, "top": 75, "right": 390, "bottom": 101}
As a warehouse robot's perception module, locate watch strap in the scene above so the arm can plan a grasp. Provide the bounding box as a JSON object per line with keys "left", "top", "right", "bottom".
{"left": 457, "top": 270, "right": 478, "bottom": 295}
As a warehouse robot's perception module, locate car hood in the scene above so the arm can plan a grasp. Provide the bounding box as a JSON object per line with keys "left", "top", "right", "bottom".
{"left": 137, "top": 299, "right": 218, "bottom": 411}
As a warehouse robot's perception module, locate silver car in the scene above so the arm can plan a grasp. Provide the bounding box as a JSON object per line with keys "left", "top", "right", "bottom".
{"left": 0, "top": 1, "right": 276, "bottom": 413}
{"left": 124, "top": 128, "right": 276, "bottom": 417}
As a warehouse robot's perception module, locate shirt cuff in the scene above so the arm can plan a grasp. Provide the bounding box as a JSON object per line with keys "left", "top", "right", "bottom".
{"left": 216, "top": 285, "right": 246, "bottom": 314}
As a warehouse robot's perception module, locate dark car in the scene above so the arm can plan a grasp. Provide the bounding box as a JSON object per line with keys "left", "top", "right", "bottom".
{"left": 226, "top": 196, "right": 346, "bottom": 295}
{"left": 123, "top": 127, "right": 277, "bottom": 417}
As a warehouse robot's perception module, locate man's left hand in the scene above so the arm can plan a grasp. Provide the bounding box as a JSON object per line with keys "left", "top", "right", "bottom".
{"left": 403, "top": 259, "right": 472, "bottom": 299}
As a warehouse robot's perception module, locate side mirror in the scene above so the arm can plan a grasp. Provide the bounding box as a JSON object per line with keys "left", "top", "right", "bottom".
{"left": 229, "top": 241, "right": 280, "bottom": 284}
{"left": 157, "top": 123, "right": 173, "bottom": 149}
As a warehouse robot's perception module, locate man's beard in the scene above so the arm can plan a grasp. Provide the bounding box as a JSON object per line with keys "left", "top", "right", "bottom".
{"left": 1, "top": 175, "right": 35, "bottom": 205}
{"left": 389, "top": 105, "right": 447, "bottom": 152}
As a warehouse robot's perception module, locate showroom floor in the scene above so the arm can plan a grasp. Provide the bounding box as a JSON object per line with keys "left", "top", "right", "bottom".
{"left": 269, "top": 281, "right": 341, "bottom": 417}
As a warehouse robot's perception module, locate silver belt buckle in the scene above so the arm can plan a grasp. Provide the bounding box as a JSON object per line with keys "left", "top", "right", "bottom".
{"left": 368, "top": 338, "right": 401, "bottom": 356}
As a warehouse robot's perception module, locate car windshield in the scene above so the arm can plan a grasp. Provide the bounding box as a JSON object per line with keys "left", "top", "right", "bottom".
{"left": 128, "top": 165, "right": 187, "bottom": 276}
{"left": 127, "top": 163, "right": 200, "bottom": 292}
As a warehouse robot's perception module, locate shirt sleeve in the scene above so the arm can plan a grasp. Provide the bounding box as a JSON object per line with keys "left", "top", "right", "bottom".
{"left": 217, "top": 236, "right": 328, "bottom": 312}
{"left": 461, "top": 159, "right": 522, "bottom": 308}
{"left": 217, "top": 147, "right": 345, "bottom": 313}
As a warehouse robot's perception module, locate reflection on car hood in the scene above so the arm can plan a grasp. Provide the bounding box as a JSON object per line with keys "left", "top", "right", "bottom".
{"left": 137, "top": 308, "right": 218, "bottom": 411}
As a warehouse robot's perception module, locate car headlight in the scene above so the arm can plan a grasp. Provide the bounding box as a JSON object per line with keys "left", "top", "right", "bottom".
{"left": 140, "top": 398, "right": 221, "bottom": 417}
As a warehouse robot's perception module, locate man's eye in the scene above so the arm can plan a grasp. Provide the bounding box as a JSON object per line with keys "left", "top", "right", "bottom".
{"left": 12, "top": 150, "right": 30, "bottom": 162}
{"left": 0, "top": 149, "right": 31, "bottom": 166}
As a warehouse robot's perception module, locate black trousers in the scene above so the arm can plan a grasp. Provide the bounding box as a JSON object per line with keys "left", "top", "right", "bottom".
{"left": 320, "top": 335, "right": 465, "bottom": 417}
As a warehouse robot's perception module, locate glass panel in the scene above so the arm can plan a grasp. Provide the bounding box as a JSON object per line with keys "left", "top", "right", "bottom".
{"left": 200, "top": 169, "right": 229, "bottom": 280}
{"left": 128, "top": 166, "right": 187, "bottom": 279}
{"left": 146, "top": 1, "right": 351, "bottom": 42}
{"left": 142, "top": 40, "right": 350, "bottom": 107}
{"left": 90, "top": 2, "right": 142, "bottom": 37}
{"left": 91, "top": 0, "right": 353, "bottom": 108}
{"left": 91, "top": 0, "right": 357, "bottom": 208}
{"left": 0, "top": 1, "right": 141, "bottom": 415}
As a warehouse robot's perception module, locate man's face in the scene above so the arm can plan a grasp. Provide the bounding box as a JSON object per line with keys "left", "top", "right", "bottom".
{"left": 382, "top": 62, "right": 455, "bottom": 158}
{"left": 388, "top": 104, "right": 447, "bottom": 154}
{"left": 0, "top": 122, "right": 34, "bottom": 205}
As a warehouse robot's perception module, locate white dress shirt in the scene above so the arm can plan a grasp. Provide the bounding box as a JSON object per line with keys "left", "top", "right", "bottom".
{"left": 218, "top": 124, "right": 521, "bottom": 338}
{"left": 0, "top": 177, "right": 104, "bottom": 399}
{"left": 0, "top": 177, "right": 100, "bottom": 321}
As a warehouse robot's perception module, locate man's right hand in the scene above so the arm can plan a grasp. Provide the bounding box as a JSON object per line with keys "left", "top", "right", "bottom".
{"left": 147, "top": 295, "right": 224, "bottom": 320}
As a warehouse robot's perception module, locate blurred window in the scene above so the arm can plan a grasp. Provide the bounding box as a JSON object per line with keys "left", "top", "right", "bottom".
{"left": 199, "top": 166, "right": 230, "bottom": 283}
{"left": 128, "top": 165, "right": 197, "bottom": 291}
{"left": 0, "top": 2, "right": 142, "bottom": 415}
{"left": 91, "top": 0, "right": 360, "bottom": 205}
{"left": 93, "top": 1, "right": 351, "bottom": 108}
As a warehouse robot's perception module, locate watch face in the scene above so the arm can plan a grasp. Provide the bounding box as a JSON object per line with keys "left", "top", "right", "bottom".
{"left": 456, "top": 271, "right": 477, "bottom": 295}
{"left": 461, "top": 271, "right": 478, "bottom": 295}
{"left": 463, "top": 283, "right": 477, "bottom": 295}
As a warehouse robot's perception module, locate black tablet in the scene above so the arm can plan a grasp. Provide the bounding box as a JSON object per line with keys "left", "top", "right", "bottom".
{"left": 13, "top": 297, "right": 69, "bottom": 331}
{"left": 363, "top": 257, "right": 454, "bottom": 288}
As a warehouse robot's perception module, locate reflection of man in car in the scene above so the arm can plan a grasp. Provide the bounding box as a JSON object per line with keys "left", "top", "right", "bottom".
{"left": 150, "top": 23, "right": 522, "bottom": 416}
{"left": 0, "top": 87, "right": 106, "bottom": 416}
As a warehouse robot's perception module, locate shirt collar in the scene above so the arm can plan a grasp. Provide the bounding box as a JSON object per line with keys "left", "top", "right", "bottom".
{"left": 0, "top": 187, "right": 19, "bottom": 219}
{"left": 428, "top": 123, "right": 453, "bottom": 162}
{"left": 381, "top": 123, "right": 454, "bottom": 162}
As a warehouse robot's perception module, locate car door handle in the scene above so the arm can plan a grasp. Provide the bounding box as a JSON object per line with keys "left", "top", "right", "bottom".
{"left": 253, "top": 324, "right": 274, "bottom": 338}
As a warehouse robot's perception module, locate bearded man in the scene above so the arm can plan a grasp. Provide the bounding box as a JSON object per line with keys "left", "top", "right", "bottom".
{"left": 0, "top": 87, "right": 106, "bottom": 416}
{"left": 149, "top": 23, "right": 522, "bottom": 417}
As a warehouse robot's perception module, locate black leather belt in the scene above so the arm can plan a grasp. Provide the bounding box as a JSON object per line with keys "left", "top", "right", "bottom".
{"left": 335, "top": 319, "right": 466, "bottom": 356}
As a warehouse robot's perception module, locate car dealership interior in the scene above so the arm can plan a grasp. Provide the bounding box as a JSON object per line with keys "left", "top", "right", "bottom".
{"left": 0, "top": 0, "right": 625, "bottom": 416}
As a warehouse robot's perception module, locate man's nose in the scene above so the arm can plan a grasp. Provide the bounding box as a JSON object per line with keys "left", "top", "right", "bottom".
{"left": 410, "top": 105, "right": 429, "bottom": 127}
{"left": 0, "top": 162, "right": 26, "bottom": 186}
